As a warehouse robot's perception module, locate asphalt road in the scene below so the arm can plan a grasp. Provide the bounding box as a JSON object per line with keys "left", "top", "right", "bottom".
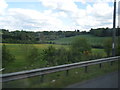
{"left": 66, "top": 71, "right": 119, "bottom": 88}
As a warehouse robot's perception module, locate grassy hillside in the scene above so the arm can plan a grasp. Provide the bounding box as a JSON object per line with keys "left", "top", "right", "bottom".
{"left": 52, "top": 34, "right": 111, "bottom": 47}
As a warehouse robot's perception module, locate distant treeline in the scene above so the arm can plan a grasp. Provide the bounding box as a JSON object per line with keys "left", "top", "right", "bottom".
{"left": 90, "top": 27, "right": 120, "bottom": 37}
{"left": 0, "top": 27, "right": 120, "bottom": 44}
{"left": 0, "top": 29, "right": 87, "bottom": 43}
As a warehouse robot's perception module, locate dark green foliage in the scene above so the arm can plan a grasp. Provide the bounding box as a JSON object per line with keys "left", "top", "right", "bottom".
{"left": 70, "top": 38, "right": 91, "bottom": 62}
{"left": 71, "top": 38, "right": 91, "bottom": 53}
{"left": 42, "top": 38, "right": 92, "bottom": 66}
{"left": 27, "top": 47, "right": 40, "bottom": 64}
{"left": 43, "top": 46, "right": 57, "bottom": 66}
{"left": 90, "top": 27, "right": 120, "bottom": 37}
{"left": 2, "top": 28, "right": 120, "bottom": 44}
{"left": 1, "top": 29, "right": 82, "bottom": 44}
{"left": 2, "top": 44, "right": 15, "bottom": 68}
{"left": 2, "top": 29, "right": 36, "bottom": 44}
{"left": 55, "top": 47, "right": 69, "bottom": 65}
{"left": 43, "top": 46, "right": 73, "bottom": 66}
{"left": 19, "top": 44, "right": 41, "bottom": 65}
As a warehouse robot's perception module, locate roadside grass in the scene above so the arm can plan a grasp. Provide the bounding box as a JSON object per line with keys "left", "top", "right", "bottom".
{"left": 3, "top": 60, "right": 119, "bottom": 88}
{"left": 2, "top": 43, "right": 107, "bottom": 73}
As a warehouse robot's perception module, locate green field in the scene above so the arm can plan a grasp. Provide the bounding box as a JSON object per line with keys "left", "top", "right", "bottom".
{"left": 52, "top": 35, "right": 111, "bottom": 47}
{"left": 2, "top": 43, "right": 107, "bottom": 73}
{"left": 2, "top": 44, "right": 69, "bottom": 73}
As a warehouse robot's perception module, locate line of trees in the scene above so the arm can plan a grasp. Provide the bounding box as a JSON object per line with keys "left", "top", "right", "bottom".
{"left": 1, "top": 29, "right": 83, "bottom": 44}
{"left": 1, "top": 27, "right": 120, "bottom": 44}
{"left": 90, "top": 27, "right": 120, "bottom": 37}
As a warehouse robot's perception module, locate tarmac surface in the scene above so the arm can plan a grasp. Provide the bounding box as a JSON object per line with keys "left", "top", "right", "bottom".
{"left": 66, "top": 71, "right": 119, "bottom": 88}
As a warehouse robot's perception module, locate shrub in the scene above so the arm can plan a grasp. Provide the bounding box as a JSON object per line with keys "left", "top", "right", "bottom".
{"left": 2, "top": 44, "right": 15, "bottom": 68}
{"left": 70, "top": 38, "right": 91, "bottom": 62}
{"left": 55, "top": 47, "right": 69, "bottom": 65}
{"left": 43, "top": 46, "right": 56, "bottom": 66}
{"left": 19, "top": 44, "right": 41, "bottom": 65}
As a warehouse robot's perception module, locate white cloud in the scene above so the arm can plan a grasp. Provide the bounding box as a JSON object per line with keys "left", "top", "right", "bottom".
{"left": 0, "top": 0, "right": 117, "bottom": 31}
{"left": 39, "top": 0, "right": 114, "bottom": 30}
{"left": 70, "top": 2, "right": 113, "bottom": 30}
{"left": 118, "top": 15, "right": 120, "bottom": 27}
{"left": 40, "top": 0, "right": 79, "bottom": 13}
{"left": 0, "top": 8, "right": 64, "bottom": 31}
{"left": 74, "top": 0, "right": 117, "bottom": 3}
{"left": 0, "top": 0, "right": 8, "bottom": 15}
{"left": 92, "top": 2, "right": 113, "bottom": 17}
{"left": 6, "top": 0, "right": 116, "bottom": 2}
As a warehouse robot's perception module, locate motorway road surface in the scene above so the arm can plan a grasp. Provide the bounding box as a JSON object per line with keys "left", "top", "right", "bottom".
{"left": 66, "top": 71, "right": 119, "bottom": 88}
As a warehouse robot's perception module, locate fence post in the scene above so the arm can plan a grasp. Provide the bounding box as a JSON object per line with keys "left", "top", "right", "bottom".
{"left": 85, "top": 66, "right": 88, "bottom": 73}
{"left": 66, "top": 70, "right": 69, "bottom": 76}
{"left": 99, "top": 63, "right": 102, "bottom": 68}
{"left": 110, "top": 61, "right": 113, "bottom": 66}
{"left": 41, "top": 74, "right": 44, "bottom": 83}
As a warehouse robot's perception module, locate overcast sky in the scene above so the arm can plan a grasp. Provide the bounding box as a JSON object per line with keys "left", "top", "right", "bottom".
{"left": 0, "top": 0, "right": 119, "bottom": 31}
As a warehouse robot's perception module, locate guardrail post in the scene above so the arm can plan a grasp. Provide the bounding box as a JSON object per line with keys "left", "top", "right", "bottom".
{"left": 99, "top": 63, "right": 102, "bottom": 68}
{"left": 41, "top": 75, "right": 44, "bottom": 83}
{"left": 110, "top": 61, "right": 113, "bottom": 66}
{"left": 85, "top": 66, "right": 88, "bottom": 73}
{"left": 66, "top": 70, "right": 69, "bottom": 76}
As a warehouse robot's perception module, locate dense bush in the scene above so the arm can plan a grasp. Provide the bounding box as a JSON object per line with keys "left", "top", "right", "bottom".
{"left": 55, "top": 47, "right": 69, "bottom": 65}
{"left": 70, "top": 38, "right": 91, "bottom": 62}
{"left": 43, "top": 46, "right": 57, "bottom": 66}
{"left": 19, "top": 44, "right": 42, "bottom": 65}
